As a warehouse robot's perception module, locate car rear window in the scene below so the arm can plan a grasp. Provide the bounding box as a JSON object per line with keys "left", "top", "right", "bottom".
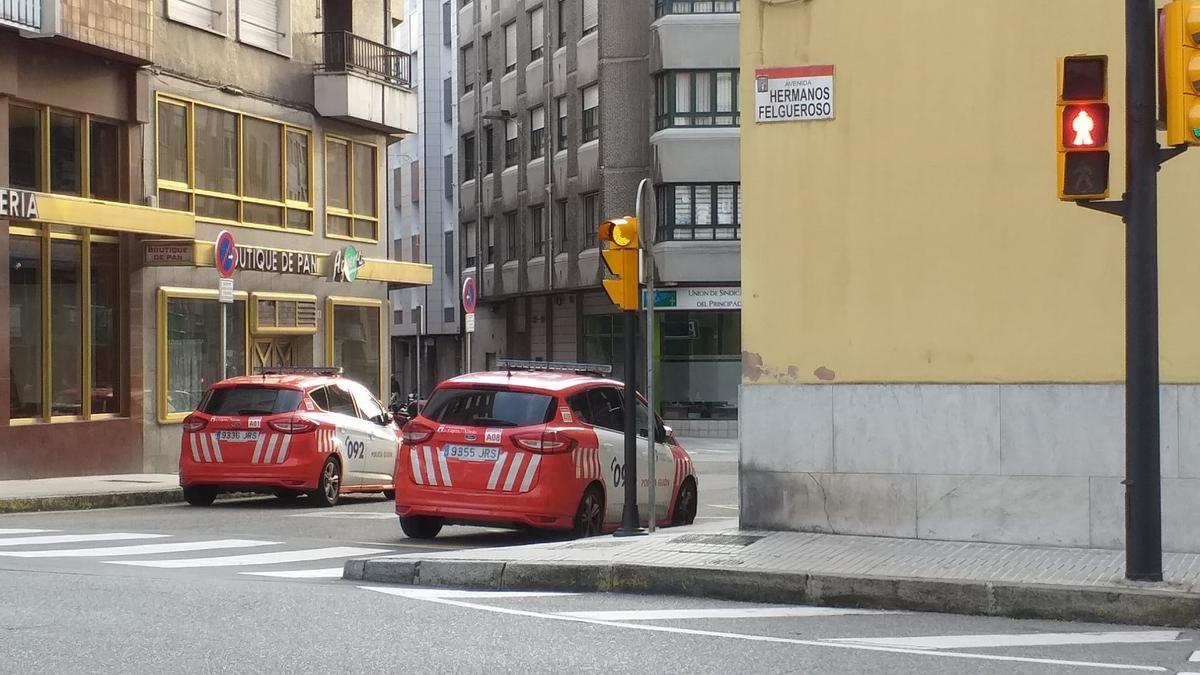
{"left": 201, "top": 387, "right": 303, "bottom": 416}
{"left": 422, "top": 387, "right": 555, "bottom": 427}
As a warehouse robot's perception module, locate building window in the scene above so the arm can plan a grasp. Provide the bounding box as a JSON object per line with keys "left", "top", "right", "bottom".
{"left": 156, "top": 96, "right": 313, "bottom": 231}
{"left": 658, "top": 310, "right": 741, "bottom": 420}
{"left": 483, "top": 33, "right": 494, "bottom": 81}
{"left": 530, "top": 106, "right": 545, "bottom": 160}
{"left": 485, "top": 216, "right": 495, "bottom": 263}
{"left": 394, "top": 237, "right": 404, "bottom": 261}
{"left": 444, "top": 232, "right": 455, "bottom": 278}
{"left": 555, "top": 199, "right": 568, "bottom": 252}
{"left": 582, "top": 314, "right": 625, "bottom": 380}
{"left": 325, "top": 136, "right": 380, "bottom": 241}
{"left": 529, "top": 5, "right": 544, "bottom": 60}
{"left": 326, "top": 298, "right": 385, "bottom": 400}
{"left": 557, "top": 0, "right": 566, "bottom": 47}
{"left": 658, "top": 183, "right": 741, "bottom": 241}
{"left": 582, "top": 191, "right": 598, "bottom": 247}
{"left": 238, "top": 0, "right": 291, "bottom": 55}
{"left": 444, "top": 154, "right": 454, "bottom": 199}
{"left": 166, "top": 0, "right": 226, "bottom": 33}
{"left": 555, "top": 95, "right": 568, "bottom": 151}
{"left": 582, "top": 0, "right": 597, "bottom": 35}
{"left": 504, "top": 21, "right": 517, "bottom": 74}
{"left": 462, "top": 132, "right": 477, "bottom": 180}
{"left": 464, "top": 221, "right": 478, "bottom": 267}
{"left": 410, "top": 159, "right": 420, "bottom": 202}
{"left": 505, "top": 118, "right": 519, "bottom": 167}
{"left": 10, "top": 103, "right": 124, "bottom": 201}
{"left": 461, "top": 43, "right": 475, "bottom": 93}
{"left": 412, "top": 234, "right": 422, "bottom": 262}
{"left": 505, "top": 211, "right": 518, "bottom": 260}
{"left": 655, "top": 0, "right": 739, "bottom": 17}
{"left": 484, "top": 124, "right": 496, "bottom": 174}
{"left": 581, "top": 84, "right": 599, "bottom": 142}
{"left": 159, "top": 288, "right": 246, "bottom": 421}
{"left": 530, "top": 204, "right": 546, "bottom": 257}
{"left": 656, "top": 70, "right": 740, "bottom": 129}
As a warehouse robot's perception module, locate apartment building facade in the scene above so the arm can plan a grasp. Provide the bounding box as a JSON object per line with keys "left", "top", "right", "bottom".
{"left": 457, "top": 0, "right": 741, "bottom": 437}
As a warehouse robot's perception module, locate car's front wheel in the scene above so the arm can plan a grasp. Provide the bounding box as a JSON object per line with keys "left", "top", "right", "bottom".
{"left": 671, "top": 477, "right": 697, "bottom": 526}
{"left": 399, "top": 515, "right": 443, "bottom": 539}
{"left": 572, "top": 485, "right": 605, "bottom": 538}
{"left": 307, "top": 458, "right": 341, "bottom": 507}
{"left": 183, "top": 485, "right": 217, "bottom": 507}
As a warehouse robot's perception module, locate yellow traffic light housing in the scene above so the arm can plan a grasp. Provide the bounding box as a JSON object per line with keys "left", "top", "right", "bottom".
{"left": 1165, "top": 0, "right": 1200, "bottom": 145}
{"left": 1057, "top": 55, "right": 1110, "bottom": 201}
{"left": 599, "top": 216, "right": 641, "bottom": 311}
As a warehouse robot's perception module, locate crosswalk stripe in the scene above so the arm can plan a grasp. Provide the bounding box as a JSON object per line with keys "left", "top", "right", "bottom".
{"left": 240, "top": 568, "right": 345, "bottom": 579}
{"left": 0, "top": 533, "right": 169, "bottom": 547}
{"left": 1191, "top": 650, "right": 1200, "bottom": 662}
{"left": 106, "top": 546, "right": 391, "bottom": 569}
{"left": 557, "top": 607, "right": 900, "bottom": 621}
{"left": 0, "top": 528, "right": 58, "bottom": 535}
{"left": 824, "top": 631, "right": 1182, "bottom": 650}
{"left": 0, "top": 539, "right": 274, "bottom": 558}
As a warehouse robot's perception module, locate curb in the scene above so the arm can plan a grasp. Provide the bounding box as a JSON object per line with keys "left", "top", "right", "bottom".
{"left": 344, "top": 558, "right": 1200, "bottom": 628}
{"left": 0, "top": 490, "right": 186, "bottom": 514}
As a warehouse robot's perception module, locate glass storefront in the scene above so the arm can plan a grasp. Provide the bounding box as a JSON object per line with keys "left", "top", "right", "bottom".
{"left": 163, "top": 294, "right": 246, "bottom": 416}
{"left": 330, "top": 301, "right": 383, "bottom": 399}
{"left": 657, "top": 310, "right": 740, "bottom": 420}
{"left": 9, "top": 237, "right": 42, "bottom": 419}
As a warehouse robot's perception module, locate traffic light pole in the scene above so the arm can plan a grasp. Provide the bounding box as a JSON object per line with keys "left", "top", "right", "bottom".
{"left": 1124, "top": 0, "right": 1163, "bottom": 582}
{"left": 615, "top": 309, "right": 644, "bottom": 536}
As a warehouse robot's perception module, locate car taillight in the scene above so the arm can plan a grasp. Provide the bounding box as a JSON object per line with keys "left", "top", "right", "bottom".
{"left": 268, "top": 417, "right": 318, "bottom": 434}
{"left": 182, "top": 414, "right": 207, "bottom": 433}
{"left": 402, "top": 421, "right": 434, "bottom": 444}
{"left": 513, "top": 430, "right": 576, "bottom": 454}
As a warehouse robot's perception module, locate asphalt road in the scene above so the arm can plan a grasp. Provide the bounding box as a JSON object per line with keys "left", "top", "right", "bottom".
{"left": 6, "top": 438, "right": 1193, "bottom": 673}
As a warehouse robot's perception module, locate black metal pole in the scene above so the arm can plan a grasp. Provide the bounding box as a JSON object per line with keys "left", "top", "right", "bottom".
{"left": 615, "top": 309, "right": 643, "bottom": 536}
{"left": 1124, "top": 0, "right": 1163, "bottom": 582}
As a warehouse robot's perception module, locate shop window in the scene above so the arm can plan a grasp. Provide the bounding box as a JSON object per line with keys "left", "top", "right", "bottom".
{"left": 159, "top": 289, "right": 247, "bottom": 421}
{"left": 326, "top": 136, "right": 380, "bottom": 242}
{"left": 9, "top": 104, "right": 42, "bottom": 191}
{"left": 657, "top": 183, "right": 741, "bottom": 241}
{"left": 9, "top": 237, "right": 42, "bottom": 420}
{"left": 327, "top": 299, "right": 384, "bottom": 399}
{"left": 9, "top": 232, "right": 126, "bottom": 423}
{"left": 155, "top": 95, "right": 313, "bottom": 232}
{"left": 655, "top": 70, "right": 740, "bottom": 129}
{"left": 658, "top": 310, "right": 740, "bottom": 420}
{"left": 9, "top": 103, "right": 124, "bottom": 200}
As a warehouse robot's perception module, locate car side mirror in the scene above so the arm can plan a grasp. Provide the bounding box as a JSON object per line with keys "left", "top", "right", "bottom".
{"left": 377, "top": 411, "right": 393, "bottom": 426}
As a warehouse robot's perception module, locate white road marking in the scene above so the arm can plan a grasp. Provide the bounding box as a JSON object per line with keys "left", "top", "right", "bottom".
{"left": 557, "top": 607, "right": 900, "bottom": 621}
{"left": 359, "top": 588, "right": 1168, "bottom": 672}
{"left": 288, "top": 512, "right": 396, "bottom": 519}
{"left": 0, "top": 529, "right": 57, "bottom": 535}
{"left": 366, "top": 587, "right": 577, "bottom": 600}
{"left": 1192, "top": 650, "right": 1200, "bottom": 662}
{"left": 0, "top": 539, "right": 274, "bottom": 558}
{"left": 0, "top": 533, "right": 170, "bottom": 547}
{"left": 240, "top": 567, "right": 345, "bottom": 579}
{"left": 107, "top": 546, "right": 392, "bottom": 568}
{"left": 825, "top": 631, "right": 1183, "bottom": 651}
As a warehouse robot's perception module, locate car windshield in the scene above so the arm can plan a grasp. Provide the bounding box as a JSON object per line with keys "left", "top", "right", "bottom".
{"left": 201, "top": 386, "right": 303, "bottom": 416}
{"left": 421, "top": 387, "right": 555, "bottom": 427}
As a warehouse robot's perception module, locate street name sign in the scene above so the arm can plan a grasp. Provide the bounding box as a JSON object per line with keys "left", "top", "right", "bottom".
{"left": 755, "top": 65, "right": 835, "bottom": 123}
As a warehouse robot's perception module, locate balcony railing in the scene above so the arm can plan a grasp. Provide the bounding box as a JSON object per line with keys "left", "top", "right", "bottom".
{"left": 655, "top": 0, "right": 739, "bottom": 17}
{"left": 316, "top": 31, "right": 411, "bottom": 87}
{"left": 1, "top": 0, "right": 42, "bottom": 31}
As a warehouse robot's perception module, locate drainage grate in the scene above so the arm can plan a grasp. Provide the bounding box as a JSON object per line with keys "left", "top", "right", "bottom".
{"left": 670, "top": 534, "right": 764, "bottom": 547}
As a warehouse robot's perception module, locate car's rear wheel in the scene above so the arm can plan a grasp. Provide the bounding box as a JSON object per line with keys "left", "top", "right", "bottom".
{"left": 307, "top": 458, "right": 341, "bottom": 507}
{"left": 382, "top": 489, "right": 396, "bottom": 500}
{"left": 671, "top": 477, "right": 697, "bottom": 526}
{"left": 399, "top": 515, "right": 443, "bottom": 539}
{"left": 183, "top": 485, "right": 217, "bottom": 507}
{"left": 572, "top": 485, "right": 605, "bottom": 538}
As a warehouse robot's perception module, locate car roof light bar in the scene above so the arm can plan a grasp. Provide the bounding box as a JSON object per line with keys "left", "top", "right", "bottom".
{"left": 253, "top": 367, "right": 344, "bottom": 376}
{"left": 496, "top": 359, "right": 613, "bottom": 376}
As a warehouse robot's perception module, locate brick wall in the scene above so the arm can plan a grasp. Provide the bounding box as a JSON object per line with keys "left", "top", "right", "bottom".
{"left": 61, "top": 0, "right": 152, "bottom": 62}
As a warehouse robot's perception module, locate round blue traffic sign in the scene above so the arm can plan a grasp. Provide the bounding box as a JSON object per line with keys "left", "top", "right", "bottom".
{"left": 462, "top": 277, "right": 477, "bottom": 314}
{"left": 215, "top": 230, "right": 237, "bottom": 278}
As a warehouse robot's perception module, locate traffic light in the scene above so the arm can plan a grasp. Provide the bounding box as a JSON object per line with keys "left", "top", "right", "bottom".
{"left": 1057, "top": 55, "right": 1110, "bottom": 201}
{"left": 1165, "top": 0, "right": 1200, "bottom": 145}
{"left": 598, "top": 216, "right": 640, "bottom": 311}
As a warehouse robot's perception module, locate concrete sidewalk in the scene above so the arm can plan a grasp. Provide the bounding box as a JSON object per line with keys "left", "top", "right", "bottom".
{"left": 344, "top": 521, "right": 1200, "bottom": 627}
{"left": 0, "top": 474, "right": 182, "bottom": 513}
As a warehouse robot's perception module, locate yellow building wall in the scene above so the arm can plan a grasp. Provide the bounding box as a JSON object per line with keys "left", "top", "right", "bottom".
{"left": 742, "top": 0, "right": 1200, "bottom": 384}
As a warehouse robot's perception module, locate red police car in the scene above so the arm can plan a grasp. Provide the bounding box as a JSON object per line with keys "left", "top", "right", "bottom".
{"left": 179, "top": 368, "right": 400, "bottom": 507}
{"left": 394, "top": 360, "right": 698, "bottom": 538}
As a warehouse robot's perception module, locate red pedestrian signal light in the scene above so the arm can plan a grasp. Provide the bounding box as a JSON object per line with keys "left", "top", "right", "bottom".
{"left": 1057, "top": 55, "right": 1110, "bottom": 201}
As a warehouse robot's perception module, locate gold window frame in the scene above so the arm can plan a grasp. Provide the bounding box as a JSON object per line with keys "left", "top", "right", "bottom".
{"left": 323, "top": 296, "right": 387, "bottom": 398}
{"left": 324, "top": 134, "right": 381, "bottom": 243}
{"left": 9, "top": 101, "right": 126, "bottom": 201}
{"left": 250, "top": 291, "right": 320, "bottom": 336}
{"left": 156, "top": 286, "right": 251, "bottom": 424}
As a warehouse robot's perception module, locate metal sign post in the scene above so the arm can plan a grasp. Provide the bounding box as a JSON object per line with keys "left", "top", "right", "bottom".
{"left": 636, "top": 179, "right": 658, "bottom": 532}
{"left": 462, "top": 277, "right": 478, "bottom": 373}
{"left": 214, "top": 231, "right": 237, "bottom": 380}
